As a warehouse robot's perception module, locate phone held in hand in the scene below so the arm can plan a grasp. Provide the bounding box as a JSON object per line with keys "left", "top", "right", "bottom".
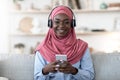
{"left": 55, "top": 54, "right": 67, "bottom": 61}
{"left": 55, "top": 54, "right": 67, "bottom": 70}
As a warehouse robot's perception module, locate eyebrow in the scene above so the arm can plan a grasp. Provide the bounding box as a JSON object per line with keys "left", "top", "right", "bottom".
{"left": 54, "top": 18, "right": 70, "bottom": 21}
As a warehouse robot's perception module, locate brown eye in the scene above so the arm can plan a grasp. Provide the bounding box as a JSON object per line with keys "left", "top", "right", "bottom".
{"left": 54, "top": 21, "right": 60, "bottom": 25}
{"left": 64, "top": 21, "right": 70, "bottom": 25}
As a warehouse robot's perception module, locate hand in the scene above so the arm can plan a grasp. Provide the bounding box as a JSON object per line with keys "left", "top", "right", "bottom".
{"left": 42, "top": 61, "right": 59, "bottom": 75}
{"left": 57, "top": 61, "right": 78, "bottom": 75}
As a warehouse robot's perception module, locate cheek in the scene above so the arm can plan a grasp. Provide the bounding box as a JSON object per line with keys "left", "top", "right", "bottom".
{"left": 66, "top": 27, "right": 71, "bottom": 33}
{"left": 52, "top": 23, "right": 57, "bottom": 28}
{"left": 52, "top": 24, "right": 57, "bottom": 29}
{"left": 52, "top": 26, "right": 57, "bottom": 33}
{"left": 66, "top": 25, "right": 71, "bottom": 30}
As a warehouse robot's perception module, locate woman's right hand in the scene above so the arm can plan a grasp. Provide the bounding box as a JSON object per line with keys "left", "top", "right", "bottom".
{"left": 42, "top": 61, "right": 59, "bottom": 75}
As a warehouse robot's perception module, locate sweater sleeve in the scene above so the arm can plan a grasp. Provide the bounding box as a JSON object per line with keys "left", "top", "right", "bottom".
{"left": 72, "top": 48, "right": 95, "bottom": 80}
{"left": 34, "top": 51, "right": 49, "bottom": 80}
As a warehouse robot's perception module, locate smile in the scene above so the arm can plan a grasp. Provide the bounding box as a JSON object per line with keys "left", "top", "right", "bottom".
{"left": 58, "top": 29, "right": 65, "bottom": 33}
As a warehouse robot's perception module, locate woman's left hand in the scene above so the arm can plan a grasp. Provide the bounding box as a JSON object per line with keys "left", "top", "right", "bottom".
{"left": 58, "top": 61, "right": 78, "bottom": 75}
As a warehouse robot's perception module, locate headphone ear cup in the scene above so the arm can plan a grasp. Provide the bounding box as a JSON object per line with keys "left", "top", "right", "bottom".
{"left": 71, "top": 19, "right": 76, "bottom": 27}
{"left": 48, "top": 19, "right": 52, "bottom": 28}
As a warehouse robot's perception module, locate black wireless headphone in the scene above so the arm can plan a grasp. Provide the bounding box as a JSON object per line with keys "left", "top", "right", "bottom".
{"left": 48, "top": 6, "right": 76, "bottom": 28}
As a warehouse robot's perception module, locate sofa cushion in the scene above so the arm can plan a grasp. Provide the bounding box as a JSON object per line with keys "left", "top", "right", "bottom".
{"left": 92, "top": 53, "right": 120, "bottom": 80}
{"left": 0, "top": 54, "right": 35, "bottom": 80}
{"left": 0, "top": 77, "right": 9, "bottom": 80}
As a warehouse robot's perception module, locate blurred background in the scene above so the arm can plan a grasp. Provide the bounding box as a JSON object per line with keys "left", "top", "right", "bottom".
{"left": 0, "top": 0, "right": 120, "bottom": 54}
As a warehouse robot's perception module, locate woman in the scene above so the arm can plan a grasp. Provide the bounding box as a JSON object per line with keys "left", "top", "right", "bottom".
{"left": 34, "top": 5, "right": 94, "bottom": 80}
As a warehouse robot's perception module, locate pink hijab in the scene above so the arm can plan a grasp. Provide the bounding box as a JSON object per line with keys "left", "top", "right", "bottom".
{"left": 36, "top": 6, "right": 88, "bottom": 64}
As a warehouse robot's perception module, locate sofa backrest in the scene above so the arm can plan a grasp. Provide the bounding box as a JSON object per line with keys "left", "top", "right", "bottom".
{"left": 0, "top": 53, "right": 120, "bottom": 80}
{"left": 0, "top": 54, "right": 35, "bottom": 80}
{"left": 91, "top": 53, "right": 120, "bottom": 80}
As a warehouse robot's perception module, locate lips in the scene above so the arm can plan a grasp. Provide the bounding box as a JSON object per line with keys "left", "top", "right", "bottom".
{"left": 57, "top": 29, "right": 66, "bottom": 33}
{"left": 56, "top": 29, "right": 67, "bottom": 36}
{"left": 58, "top": 29, "right": 65, "bottom": 33}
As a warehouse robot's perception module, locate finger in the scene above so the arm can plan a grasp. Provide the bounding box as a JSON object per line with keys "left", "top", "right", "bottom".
{"left": 52, "top": 60, "right": 60, "bottom": 65}
{"left": 59, "top": 68, "right": 70, "bottom": 74}
{"left": 51, "top": 66, "right": 57, "bottom": 72}
{"left": 52, "top": 64, "right": 59, "bottom": 71}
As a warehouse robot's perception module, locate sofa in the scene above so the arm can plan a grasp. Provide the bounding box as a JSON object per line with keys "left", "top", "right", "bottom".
{"left": 0, "top": 53, "right": 120, "bottom": 80}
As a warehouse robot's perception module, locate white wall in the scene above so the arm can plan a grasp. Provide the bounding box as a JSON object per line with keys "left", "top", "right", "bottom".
{"left": 1, "top": 0, "right": 120, "bottom": 53}
{"left": 0, "top": 0, "right": 9, "bottom": 53}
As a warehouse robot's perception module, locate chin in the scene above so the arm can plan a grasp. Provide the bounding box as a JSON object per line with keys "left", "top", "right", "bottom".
{"left": 56, "top": 33, "right": 68, "bottom": 37}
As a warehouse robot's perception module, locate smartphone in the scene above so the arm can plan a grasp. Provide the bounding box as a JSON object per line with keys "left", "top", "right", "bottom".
{"left": 55, "top": 55, "right": 67, "bottom": 69}
{"left": 55, "top": 54, "right": 67, "bottom": 61}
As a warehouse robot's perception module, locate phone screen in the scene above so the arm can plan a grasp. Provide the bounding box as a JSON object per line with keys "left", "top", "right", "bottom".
{"left": 55, "top": 55, "right": 67, "bottom": 61}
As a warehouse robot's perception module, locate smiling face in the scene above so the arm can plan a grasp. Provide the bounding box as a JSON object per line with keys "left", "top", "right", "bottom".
{"left": 52, "top": 13, "right": 71, "bottom": 37}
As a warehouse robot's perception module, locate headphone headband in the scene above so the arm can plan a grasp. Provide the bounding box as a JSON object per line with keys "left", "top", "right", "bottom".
{"left": 48, "top": 6, "right": 76, "bottom": 28}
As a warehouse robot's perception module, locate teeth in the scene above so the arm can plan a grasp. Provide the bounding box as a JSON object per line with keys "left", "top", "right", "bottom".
{"left": 59, "top": 30, "right": 64, "bottom": 32}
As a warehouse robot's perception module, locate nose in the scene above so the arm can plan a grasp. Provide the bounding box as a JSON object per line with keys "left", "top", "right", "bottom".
{"left": 59, "top": 22, "right": 64, "bottom": 27}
